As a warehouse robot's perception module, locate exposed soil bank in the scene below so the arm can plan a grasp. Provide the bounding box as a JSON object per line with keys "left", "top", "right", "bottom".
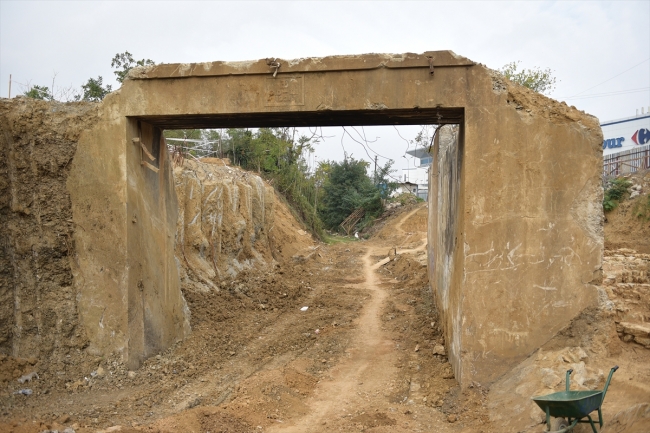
{"left": 604, "top": 169, "right": 650, "bottom": 254}
{"left": 0, "top": 98, "right": 98, "bottom": 367}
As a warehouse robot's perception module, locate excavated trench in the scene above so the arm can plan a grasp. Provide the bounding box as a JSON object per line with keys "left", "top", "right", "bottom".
{"left": 1, "top": 90, "right": 649, "bottom": 432}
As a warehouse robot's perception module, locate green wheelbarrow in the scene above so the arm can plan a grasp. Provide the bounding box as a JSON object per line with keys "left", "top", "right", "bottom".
{"left": 532, "top": 366, "right": 619, "bottom": 433}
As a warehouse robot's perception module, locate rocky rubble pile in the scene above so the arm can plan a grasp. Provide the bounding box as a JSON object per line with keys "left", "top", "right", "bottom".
{"left": 603, "top": 248, "right": 650, "bottom": 349}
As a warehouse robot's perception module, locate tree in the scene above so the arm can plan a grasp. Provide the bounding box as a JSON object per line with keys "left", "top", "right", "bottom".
{"left": 79, "top": 76, "right": 112, "bottom": 101}
{"left": 111, "top": 51, "right": 155, "bottom": 83}
{"left": 24, "top": 85, "right": 52, "bottom": 100}
{"left": 498, "top": 61, "right": 557, "bottom": 95}
{"left": 373, "top": 159, "right": 398, "bottom": 199}
{"left": 319, "top": 157, "right": 382, "bottom": 230}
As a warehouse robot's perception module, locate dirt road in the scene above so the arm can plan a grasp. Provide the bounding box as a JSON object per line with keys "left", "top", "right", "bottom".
{"left": 268, "top": 208, "right": 446, "bottom": 432}
{"left": 7, "top": 201, "right": 646, "bottom": 433}
{"left": 3, "top": 203, "right": 482, "bottom": 433}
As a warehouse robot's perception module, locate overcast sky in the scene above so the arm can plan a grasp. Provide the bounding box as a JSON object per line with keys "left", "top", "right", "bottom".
{"left": 1, "top": 1, "right": 649, "bottom": 170}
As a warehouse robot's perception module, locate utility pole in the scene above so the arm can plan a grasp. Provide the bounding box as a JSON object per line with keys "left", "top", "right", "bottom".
{"left": 374, "top": 155, "right": 378, "bottom": 184}
{"left": 8, "top": 75, "right": 11, "bottom": 98}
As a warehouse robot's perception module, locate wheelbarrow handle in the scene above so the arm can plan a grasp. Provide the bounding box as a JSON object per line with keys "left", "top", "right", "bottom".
{"left": 601, "top": 366, "right": 619, "bottom": 404}
{"left": 566, "top": 369, "right": 573, "bottom": 392}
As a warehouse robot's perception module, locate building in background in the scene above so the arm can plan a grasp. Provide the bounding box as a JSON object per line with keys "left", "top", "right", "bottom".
{"left": 602, "top": 108, "right": 650, "bottom": 176}
{"left": 399, "top": 148, "right": 431, "bottom": 200}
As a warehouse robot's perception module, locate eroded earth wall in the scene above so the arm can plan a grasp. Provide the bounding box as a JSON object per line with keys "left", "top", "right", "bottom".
{"left": 0, "top": 99, "right": 97, "bottom": 360}
{"left": 174, "top": 158, "right": 276, "bottom": 291}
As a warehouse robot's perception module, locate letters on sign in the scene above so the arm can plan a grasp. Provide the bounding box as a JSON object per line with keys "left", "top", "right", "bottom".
{"left": 604, "top": 128, "right": 650, "bottom": 150}
{"left": 603, "top": 137, "right": 624, "bottom": 149}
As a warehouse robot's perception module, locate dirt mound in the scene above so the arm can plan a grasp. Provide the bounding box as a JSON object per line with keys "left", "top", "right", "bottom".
{"left": 604, "top": 249, "right": 650, "bottom": 343}
{"left": 602, "top": 403, "right": 650, "bottom": 433}
{"left": 605, "top": 169, "right": 650, "bottom": 253}
{"left": 267, "top": 194, "right": 315, "bottom": 263}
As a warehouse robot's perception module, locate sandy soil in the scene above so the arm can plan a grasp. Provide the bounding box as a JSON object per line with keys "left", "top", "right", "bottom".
{"left": 1, "top": 200, "right": 648, "bottom": 433}
{"left": 604, "top": 169, "right": 650, "bottom": 254}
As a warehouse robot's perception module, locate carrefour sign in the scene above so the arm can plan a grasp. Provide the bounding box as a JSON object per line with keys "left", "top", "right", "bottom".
{"left": 603, "top": 128, "right": 650, "bottom": 149}
{"left": 631, "top": 128, "right": 650, "bottom": 145}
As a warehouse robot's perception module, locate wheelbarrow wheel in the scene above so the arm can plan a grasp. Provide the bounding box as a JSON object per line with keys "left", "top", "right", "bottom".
{"left": 549, "top": 417, "right": 569, "bottom": 432}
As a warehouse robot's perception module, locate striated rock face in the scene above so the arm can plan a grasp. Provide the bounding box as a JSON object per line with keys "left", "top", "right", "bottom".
{"left": 603, "top": 248, "right": 650, "bottom": 349}
{"left": 174, "top": 158, "right": 276, "bottom": 291}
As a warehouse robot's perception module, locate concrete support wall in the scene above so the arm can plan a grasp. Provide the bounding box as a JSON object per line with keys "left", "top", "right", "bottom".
{"left": 125, "top": 120, "right": 190, "bottom": 369}
{"left": 429, "top": 100, "right": 603, "bottom": 386}
{"left": 67, "top": 108, "right": 189, "bottom": 367}
{"left": 67, "top": 107, "right": 130, "bottom": 359}
{"left": 456, "top": 101, "right": 603, "bottom": 385}
{"left": 428, "top": 125, "right": 464, "bottom": 380}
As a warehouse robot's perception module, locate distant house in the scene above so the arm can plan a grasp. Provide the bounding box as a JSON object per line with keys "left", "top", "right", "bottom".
{"left": 391, "top": 181, "right": 419, "bottom": 197}
{"left": 400, "top": 148, "right": 431, "bottom": 200}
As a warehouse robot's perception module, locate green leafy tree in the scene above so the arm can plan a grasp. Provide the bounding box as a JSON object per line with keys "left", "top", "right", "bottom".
{"left": 79, "top": 76, "right": 112, "bottom": 101}
{"left": 498, "top": 61, "right": 557, "bottom": 95}
{"left": 24, "top": 85, "right": 52, "bottom": 100}
{"left": 373, "top": 159, "right": 398, "bottom": 199}
{"left": 111, "top": 51, "right": 155, "bottom": 83}
{"left": 319, "top": 157, "right": 382, "bottom": 230}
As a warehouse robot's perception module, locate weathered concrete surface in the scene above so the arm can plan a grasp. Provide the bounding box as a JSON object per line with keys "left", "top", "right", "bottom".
{"left": 428, "top": 124, "right": 464, "bottom": 377}
{"left": 428, "top": 75, "right": 603, "bottom": 386}
{"left": 67, "top": 111, "right": 190, "bottom": 368}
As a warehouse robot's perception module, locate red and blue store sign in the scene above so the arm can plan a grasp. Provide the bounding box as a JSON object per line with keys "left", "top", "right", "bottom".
{"left": 603, "top": 128, "right": 650, "bottom": 149}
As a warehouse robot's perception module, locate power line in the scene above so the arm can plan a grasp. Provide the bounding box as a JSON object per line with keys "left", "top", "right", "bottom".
{"left": 340, "top": 127, "right": 403, "bottom": 183}
{"left": 566, "top": 58, "right": 650, "bottom": 98}
{"left": 560, "top": 87, "right": 650, "bottom": 101}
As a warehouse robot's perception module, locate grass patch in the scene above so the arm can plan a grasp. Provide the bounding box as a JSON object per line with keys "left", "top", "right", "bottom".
{"left": 322, "top": 232, "right": 359, "bottom": 245}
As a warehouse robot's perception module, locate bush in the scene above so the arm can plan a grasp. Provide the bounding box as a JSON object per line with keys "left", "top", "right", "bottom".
{"left": 603, "top": 178, "right": 631, "bottom": 212}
